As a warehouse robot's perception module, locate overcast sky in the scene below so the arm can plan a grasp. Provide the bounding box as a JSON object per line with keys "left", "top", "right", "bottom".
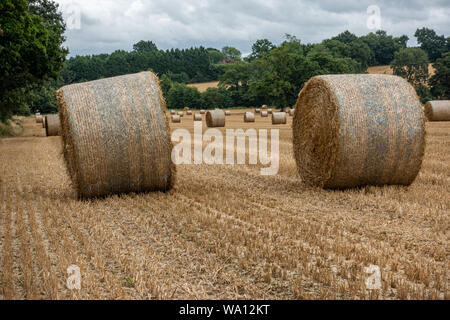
{"left": 54, "top": 0, "right": 450, "bottom": 57}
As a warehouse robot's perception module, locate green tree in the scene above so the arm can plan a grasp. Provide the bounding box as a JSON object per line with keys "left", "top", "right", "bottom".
{"left": 391, "top": 48, "right": 429, "bottom": 88}
{"left": 246, "top": 39, "right": 275, "bottom": 62}
{"left": 207, "top": 48, "right": 225, "bottom": 64}
{"left": 159, "top": 74, "right": 173, "bottom": 98}
{"left": 219, "top": 63, "right": 252, "bottom": 106}
{"left": 221, "top": 46, "right": 242, "bottom": 61}
{"left": 429, "top": 52, "right": 450, "bottom": 99}
{"left": 133, "top": 40, "right": 158, "bottom": 52}
{"left": 166, "top": 83, "right": 202, "bottom": 109}
{"left": 201, "top": 88, "right": 233, "bottom": 109}
{"left": 415, "top": 28, "right": 449, "bottom": 62}
{"left": 0, "top": 0, "right": 67, "bottom": 121}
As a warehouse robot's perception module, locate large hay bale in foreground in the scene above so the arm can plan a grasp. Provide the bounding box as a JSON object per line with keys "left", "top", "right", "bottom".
{"left": 45, "top": 114, "right": 60, "bottom": 136}
{"left": 206, "top": 109, "right": 225, "bottom": 127}
{"left": 293, "top": 74, "right": 425, "bottom": 189}
{"left": 194, "top": 113, "right": 202, "bottom": 121}
{"left": 244, "top": 112, "right": 255, "bottom": 122}
{"left": 57, "top": 71, "right": 175, "bottom": 198}
{"left": 272, "top": 112, "right": 286, "bottom": 124}
{"left": 425, "top": 100, "right": 450, "bottom": 121}
{"left": 172, "top": 115, "right": 181, "bottom": 123}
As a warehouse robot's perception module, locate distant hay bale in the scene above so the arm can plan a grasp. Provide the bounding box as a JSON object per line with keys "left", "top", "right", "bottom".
{"left": 178, "top": 111, "right": 184, "bottom": 117}
{"left": 184, "top": 107, "right": 190, "bottom": 111}
{"left": 244, "top": 112, "right": 255, "bottom": 122}
{"left": 225, "top": 110, "right": 231, "bottom": 116}
{"left": 289, "top": 109, "right": 295, "bottom": 116}
{"left": 45, "top": 114, "right": 60, "bottom": 136}
{"left": 194, "top": 113, "right": 202, "bottom": 121}
{"left": 42, "top": 116, "right": 46, "bottom": 128}
{"left": 57, "top": 71, "right": 175, "bottom": 199}
{"left": 293, "top": 74, "right": 425, "bottom": 189}
{"left": 172, "top": 115, "right": 181, "bottom": 123}
{"left": 206, "top": 109, "right": 225, "bottom": 127}
{"left": 425, "top": 100, "right": 450, "bottom": 121}
{"left": 268, "top": 109, "right": 273, "bottom": 115}
{"left": 255, "top": 108, "right": 261, "bottom": 114}
{"left": 35, "top": 112, "right": 41, "bottom": 117}
{"left": 200, "top": 110, "right": 206, "bottom": 114}
{"left": 36, "top": 115, "right": 43, "bottom": 123}
{"left": 262, "top": 105, "right": 268, "bottom": 109}
{"left": 170, "top": 110, "right": 176, "bottom": 115}
{"left": 186, "top": 110, "right": 193, "bottom": 115}
{"left": 286, "top": 107, "right": 291, "bottom": 113}
{"left": 272, "top": 112, "right": 286, "bottom": 125}
{"left": 261, "top": 111, "right": 268, "bottom": 117}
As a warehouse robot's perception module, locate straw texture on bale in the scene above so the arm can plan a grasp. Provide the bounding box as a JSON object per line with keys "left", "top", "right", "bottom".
{"left": 244, "top": 112, "right": 255, "bottom": 122}
{"left": 200, "top": 110, "right": 206, "bottom": 114}
{"left": 186, "top": 110, "right": 193, "bottom": 115}
{"left": 57, "top": 71, "right": 175, "bottom": 198}
{"left": 425, "top": 100, "right": 450, "bottom": 121}
{"left": 261, "top": 111, "right": 268, "bottom": 117}
{"left": 272, "top": 112, "right": 287, "bottom": 125}
{"left": 194, "top": 113, "right": 202, "bottom": 121}
{"left": 293, "top": 74, "right": 425, "bottom": 189}
{"left": 255, "top": 108, "right": 261, "bottom": 114}
{"left": 225, "top": 110, "right": 231, "bottom": 116}
{"left": 206, "top": 109, "right": 225, "bottom": 127}
{"left": 178, "top": 112, "right": 184, "bottom": 117}
{"left": 45, "top": 114, "right": 60, "bottom": 136}
{"left": 36, "top": 115, "right": 43, "bottom": 123}
{"left": 171, "top": 115, "right": 181, "bottom": 123}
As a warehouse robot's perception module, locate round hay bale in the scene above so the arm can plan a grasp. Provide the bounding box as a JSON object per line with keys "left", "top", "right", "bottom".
{"left": 289, "top": 109, "right": 295, "bottom": 116}
{"left": 244, "top": 112, "right": 255, "bottom": 122}
{"left": 225, "top": 110, "right": 231, "bottom": 116}
{"left": 293, "top": 74, "right": 425, "bottom": 189}
{"left": 172, "top": 115, "right": 181, "bottom": 123}
{"left": 206, "top": 109, "right": 225, "bottom": 127}
{"left": 261, "top": 111, "right": 268, "bottom": 117}
{"left": 200, "top": 110, "right": 206, "bottom": 114}
{"left": 36, "top": 115, "right": 43, "bottom": 123}
{"left": 285, "top": 107, "right": 291, "bottom": 113}
{"left": 42, "top": 116, "right": 46, "bottom": 128}
{"left": 194, "top": 113, "right": 202, "bottom": 121}
{"left": 45, "top": 114, "right": 60, "bottom": 136}
{"left": 272, "top": 112, "right": 287, "bottom": 125}
{"left": 184, "top": 107, "right": 190, "bottom": 111}
{"left": 35, "top": 112, "right": 41, "bottom": 117}
{"left": 262, "top": 105, "right": 268, "bottom": 109}
{"left": 268, "top": 109, "right": 273, "bottom": 115}
{"left": 178, "top": 111, "right": 184, "bottom": 117}
{"left": 255, "top": 108, "right": 261, "bottom": 114}
{"left": 186, "top": 110, "right": 193, "bottom": 115}
{"left": 57, "top": 71, "right": 175, "bottom": 199}
{"left": 425, "top": 101, "right": 450, "bottom": 121}
{"left": 170, "top": 110, "right": 176, "bottom": 115}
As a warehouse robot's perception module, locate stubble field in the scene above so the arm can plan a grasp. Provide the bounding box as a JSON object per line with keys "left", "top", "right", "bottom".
{"left": 0, "top": 111, "right": 448, "bottom": 300}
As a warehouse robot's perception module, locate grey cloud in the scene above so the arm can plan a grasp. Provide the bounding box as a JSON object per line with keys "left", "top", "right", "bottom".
{"left": 55, "top": 0, "right": 450, "bottom": 57}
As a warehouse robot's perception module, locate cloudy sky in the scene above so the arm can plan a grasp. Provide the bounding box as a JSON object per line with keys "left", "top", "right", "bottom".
{"left": 54, "top": 0, "right": 450, "bottom": 57}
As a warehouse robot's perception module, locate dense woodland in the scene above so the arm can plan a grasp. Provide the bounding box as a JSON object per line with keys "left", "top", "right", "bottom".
{"left": 1, "top": 0, "right": 450, "bottom": 123}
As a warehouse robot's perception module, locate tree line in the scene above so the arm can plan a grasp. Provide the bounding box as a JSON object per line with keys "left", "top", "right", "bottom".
{"left": 1, "top": 0, "right": 449, "bottom": 122}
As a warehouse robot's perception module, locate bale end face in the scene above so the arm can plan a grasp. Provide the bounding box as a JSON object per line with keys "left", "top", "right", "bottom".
{"left": 272, "top": 112, "right": 286, "bottom": 125}
{"left": 172, "top": 115, "right": 181, "bottom": 123}
{"left": 57, "top": 71, "right": 176, "bottom": 199}
{"left": 293, "top": 74, "right": 425, "bottom": 189}
{"left": 244, "top": 112, "right": 255, "bottom": 122}
{"left": 261, "top": 111, "right": 268, "bottom": 118}
{"left": 194, "top": 113, "right": 202, "bottom": 121}
{"left": 206, "top": 109, "right": 225, "bottom": 127}
{"left": 425, "top": 100, "right": 450, "bottom": 121}
{"left": 45, "top": 114, "right": 60, "bottom": 136}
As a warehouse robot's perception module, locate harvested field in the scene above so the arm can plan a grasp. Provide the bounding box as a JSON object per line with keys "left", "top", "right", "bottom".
{"left": 0, "top": 111, "right": 448, "bottom": 300}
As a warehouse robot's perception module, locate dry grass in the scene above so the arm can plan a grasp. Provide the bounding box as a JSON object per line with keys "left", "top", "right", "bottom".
{"left": 187, "top": 81, "right": 219, "bottom": 92}
{"left": 0, "top": 112, "right": 448, "bottom": 300}
{"left": 367, "top": 64, "right": 435, "bottom": 77}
